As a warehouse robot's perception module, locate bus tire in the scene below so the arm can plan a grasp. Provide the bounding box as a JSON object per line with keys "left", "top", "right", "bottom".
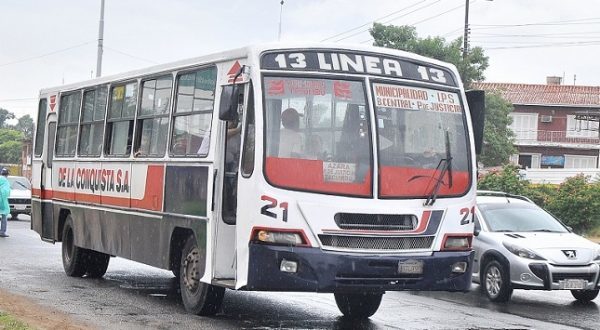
{"left": 61, "top": 215, "right": 88, "bottom": 277}
{"left": 85, "top": 250, "right": 110, "bottom": 278}
{"left": 334, "top": 292, "right": 383, "bottom": 319}
{"left": 179, "top": 235, "right": 225, "bottom": 315}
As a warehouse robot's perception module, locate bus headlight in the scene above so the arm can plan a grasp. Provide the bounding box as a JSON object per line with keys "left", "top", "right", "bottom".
{"left": 441, "top": 234, "right": 472, "bottom": 251}
{"left": 252, "top": 227, "right": 310, "bottom": 247}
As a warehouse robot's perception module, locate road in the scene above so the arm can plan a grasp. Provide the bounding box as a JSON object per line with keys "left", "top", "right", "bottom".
{"left": 0, "top": 218, "right": 597, "bottom": 329}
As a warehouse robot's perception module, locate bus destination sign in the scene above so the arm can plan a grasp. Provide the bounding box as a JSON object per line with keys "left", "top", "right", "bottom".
{"left": 261, "top": 50, "right": 457, "bottom": 87}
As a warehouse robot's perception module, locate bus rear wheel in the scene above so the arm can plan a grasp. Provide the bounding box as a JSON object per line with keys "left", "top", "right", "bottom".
{"left": 334, "top": 292, "right": 383, "bottom": 319}
{"left": 85, "top": 250, "right": 110, "bottom": 278}
{"left": 61, "top": 215, "right": 88, "bottom": 277}
{"left": 179, "top": 235, "right": 225, "bottom": 315}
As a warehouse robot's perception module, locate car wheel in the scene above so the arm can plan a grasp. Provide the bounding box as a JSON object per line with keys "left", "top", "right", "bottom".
{"left": 483, "top": 260, "right": 513, "bottom": 302}
{"left": 10, "top": 213, "right": 18, "bottom": 220}
{"left": 61, "top": 215, "right": 89, "bottom": 277}
{"left": 179, "top": 235, "right": 224, "bottom": 315}
{"left": 571, "top": 289, "right": 599, "bottom": 302}
{"left": 334, "top": 292, "right": 383, "bottom": 319}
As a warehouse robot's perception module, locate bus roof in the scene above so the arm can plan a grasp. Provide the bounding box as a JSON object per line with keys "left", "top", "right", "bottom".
{"left": 39, "top": 42, "right": 460, "bottom": 95}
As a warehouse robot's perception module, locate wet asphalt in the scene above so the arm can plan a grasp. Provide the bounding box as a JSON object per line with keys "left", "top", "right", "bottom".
{"left": 0, "top": 218, "right": 597, "bottom": 329}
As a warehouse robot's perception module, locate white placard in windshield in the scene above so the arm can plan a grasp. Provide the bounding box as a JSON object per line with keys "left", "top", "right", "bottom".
{"left": 323, "top": 162, "right": 356, "bottom": 183}
{"left": 373, "top": 83, "right": 461, "bottom": 113}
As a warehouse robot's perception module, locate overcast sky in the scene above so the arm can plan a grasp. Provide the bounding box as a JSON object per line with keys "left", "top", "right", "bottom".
{"left": 2, "top": 0, "right": 600, "bottom": 120}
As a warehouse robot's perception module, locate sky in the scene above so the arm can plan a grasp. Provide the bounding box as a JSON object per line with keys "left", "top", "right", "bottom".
{"left": 2, "top": 0, "right": 600, "bottom": 121}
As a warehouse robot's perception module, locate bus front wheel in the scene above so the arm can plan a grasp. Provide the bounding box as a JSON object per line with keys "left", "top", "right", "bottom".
{"left": 179, "top": 235, "right": 225, "bottom": 315}
{"left": 61, "top": 215, "right": 88, "bottom": 277}
{"left": 334, "top": 292, "right": 383, "bottom": 319}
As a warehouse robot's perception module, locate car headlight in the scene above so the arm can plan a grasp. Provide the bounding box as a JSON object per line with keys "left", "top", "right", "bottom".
{"left": 503, "top": 242, "right": 545, "bottom": 260}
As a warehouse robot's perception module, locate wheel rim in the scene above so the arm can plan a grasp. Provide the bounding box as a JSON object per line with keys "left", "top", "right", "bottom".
{"left": 485, "top": 265, "right": 502, "bottom": 298}
{"left": 63, "top": 227, "right": 74, "bottom": 264}
{"left": 183, "top": 247, "right": 201, "bottom": 293}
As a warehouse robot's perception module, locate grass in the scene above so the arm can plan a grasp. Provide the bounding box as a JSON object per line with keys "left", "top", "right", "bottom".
{"left": 0, "top": 312, "right": 32, "bottom": 330}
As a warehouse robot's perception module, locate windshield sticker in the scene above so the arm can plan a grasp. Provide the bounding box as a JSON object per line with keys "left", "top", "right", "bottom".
{"left": 373, "top": 83, "right": 461, "bottom": 113}
{"left": 323, "top": 162, "right": 356, "bottom": 183}
{"left": 333, "top": 81, "right": 353, "bottom": 99}
{"left": 267, "top": 79, "right": 326, "bottom": 96}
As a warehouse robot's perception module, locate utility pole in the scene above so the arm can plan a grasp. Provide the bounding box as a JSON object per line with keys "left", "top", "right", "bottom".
{"left": 462, "top": 0, "right": 470, "bottom": 61}
{"left": 278, "top": 1, "right": 284, "bottom": 41}
{"left": 96, "top": 0, "right": 105, "bottom": 78}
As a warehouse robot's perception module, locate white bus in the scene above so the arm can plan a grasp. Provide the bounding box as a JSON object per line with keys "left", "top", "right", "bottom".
{"left": 31, "top": 43, "right": 485, "bottom": 318}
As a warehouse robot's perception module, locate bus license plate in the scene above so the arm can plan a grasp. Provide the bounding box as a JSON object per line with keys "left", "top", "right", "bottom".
{"left": 398, "top": 260, "right": 423, "bottom": 274}
{"left": 561, "top": 279, "right": 585, "bottom": 290}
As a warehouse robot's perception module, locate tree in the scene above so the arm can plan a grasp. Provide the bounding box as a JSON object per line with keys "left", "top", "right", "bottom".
{"left": 479, "top": 92, "right": 516, "bottom": 166}
{"left": 15, "top": 114, "right": 34, "bottom": 140}
{"left": 369, "top": 23, "right": 489, "bottom": 86}
{"left": 0, "top": 108, "right": 15, "bottom": 129}
{"left": 546, "top": 175, "right": 600, "bottom": 234}
{"left": 0, "top": 128, "right": 23, "bottom": 163}
{"left": 370, "top": 23, "right": 514, "bottom": 166}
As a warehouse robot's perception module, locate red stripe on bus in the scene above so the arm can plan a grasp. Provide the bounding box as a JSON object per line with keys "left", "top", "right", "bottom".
{"left": 265, "top": 157, "right": 371, "bottom": 197}
{"left": 31, "top": 165, "right": 164, "bottom": 212}
{"left": 379, "top": 166, "right": 469, "bottom": 197}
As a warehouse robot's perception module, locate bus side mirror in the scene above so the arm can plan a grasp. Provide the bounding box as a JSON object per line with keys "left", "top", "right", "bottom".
{"left": 466, "top": 90, "right": 485, "bottom": 155}
{"left": 219, "top": 85, "right": 240, "bottom": 122}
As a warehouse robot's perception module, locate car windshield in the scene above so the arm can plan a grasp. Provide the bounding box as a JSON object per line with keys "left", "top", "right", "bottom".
{"left": 7, "top": 177, "right": 31, "bottom": 190}
{"left": 478, "top": 202, "right": 568, "bottom": 233}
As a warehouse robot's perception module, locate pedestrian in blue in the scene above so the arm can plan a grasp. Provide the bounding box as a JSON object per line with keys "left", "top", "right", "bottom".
{"left": 0, "top": 168, "right": 11, "bottom": 237}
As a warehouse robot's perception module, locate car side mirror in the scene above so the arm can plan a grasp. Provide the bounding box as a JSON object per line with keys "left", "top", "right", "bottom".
{"left": 474, "top": 228, "right": 481, "bottom": 236}
{"left": 566, "top": 226, "right": 573, "bottom": 233}
{"left": 219, "top": 85, "right": 241, "bottom": 122}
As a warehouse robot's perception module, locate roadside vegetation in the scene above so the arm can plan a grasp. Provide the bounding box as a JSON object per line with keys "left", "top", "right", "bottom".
{"left": 0, "top": 312, "right": 33, "bottom": 330}
{"left": 478, "top": 165, "right": 600, "bottom": 236}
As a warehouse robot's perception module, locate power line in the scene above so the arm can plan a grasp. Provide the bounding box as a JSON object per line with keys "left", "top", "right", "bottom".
{"left": 0, "top": 98, "right": 37, "bottom": 102}
{"left": 333, "top": 0, "right": 443, "bottom": 43}
{"left": 483, "top": 40, "right": 600, "bottom": 50}
{"left": 320, "top": 0, "right": 426, "bottom": 42}
{"left": 104, "top": 47, "right": 158, "bottom": 64}
{"left": 472, "top": 18, "right": 600, "bottom": 30}
{"left": 0, "top": 41, "right": 94, "bottom": 68}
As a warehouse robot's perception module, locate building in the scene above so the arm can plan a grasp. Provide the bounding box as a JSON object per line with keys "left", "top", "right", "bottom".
{"left": 474, "top": 77, "right": 600, "bottom": 173}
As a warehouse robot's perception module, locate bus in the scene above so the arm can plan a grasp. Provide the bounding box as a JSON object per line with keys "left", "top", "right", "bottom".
{"left": 31, "top": 43, "right": 485, "bottom": 319}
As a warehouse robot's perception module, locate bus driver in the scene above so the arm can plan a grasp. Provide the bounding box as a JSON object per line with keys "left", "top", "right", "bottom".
{"left": 278, "top": 108, "right": 303, "bottom": 157}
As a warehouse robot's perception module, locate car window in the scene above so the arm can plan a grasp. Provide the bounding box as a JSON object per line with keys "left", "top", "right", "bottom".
{"left": 7, "top": 177, "right": 31, "bottom": 190}
{"left": 478, "top": 202, "right": 568, "bottom": 233}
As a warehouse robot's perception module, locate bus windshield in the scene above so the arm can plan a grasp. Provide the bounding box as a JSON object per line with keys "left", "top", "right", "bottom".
{"left": 373, "top": 82, "right": 470, "bottom": 197}
{"left": 263, "top": 76, "right": 372, "bottom": 196}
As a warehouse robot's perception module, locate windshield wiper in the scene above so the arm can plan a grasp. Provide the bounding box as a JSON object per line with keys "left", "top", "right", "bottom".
{"left": 424, "top": 130, "right": 453, "bottom": 206}
{"left": 528, "top": 229, "right": 560, "bottom": 233}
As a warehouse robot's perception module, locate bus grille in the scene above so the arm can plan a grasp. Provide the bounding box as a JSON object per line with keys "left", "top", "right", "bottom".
{"left": 318, "top": 234, "right": 434, "bottom": 251}
{"left": 334, "top": 213, "right": 418, "bottom": 231}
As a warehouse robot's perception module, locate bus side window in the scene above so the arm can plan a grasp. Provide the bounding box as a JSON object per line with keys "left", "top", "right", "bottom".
{"left": 106, "top": 82, "right": 137, "bottom": 156}
{"left": 34, "top": 98, "right": 47, "bottom": 157}
{"left": 56, "top": 91, "right": 82, "bottom": 157}
{"left": 134, "top": 76, "right": 172, "bottom": 157}
{"left": 241, "top": 82, "right": 255, "bottom": 177}
{"left": 79, "top": 86, "right": 107, "bottom": 157}
{"left": 171, "top": 67, "right": 217, "bottom": 157}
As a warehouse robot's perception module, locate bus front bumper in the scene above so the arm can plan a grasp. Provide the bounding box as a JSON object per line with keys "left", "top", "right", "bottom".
{"left": 246, "top": 243, "right": 474, "bottom": 293}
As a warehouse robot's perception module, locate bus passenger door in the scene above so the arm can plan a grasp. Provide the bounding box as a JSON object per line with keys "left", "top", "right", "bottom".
{"left": 40, "top": 119, "right": 56, "bottom": 240}
{"left": 213, "top": 84, "right": 246, "bottom": 280}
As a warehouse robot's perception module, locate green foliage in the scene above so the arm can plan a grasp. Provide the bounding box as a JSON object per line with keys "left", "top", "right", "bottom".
{"left": 478, "top": 167, "right": 600, "bottom": 234}
{"left": 478, "top": 165, "right": 528, "bottom": 195}
{"left": 545, "top": 175, "right": 600, "bottom": 234}
{"left": 0, "top": 108, "right": 16, "bottom": 128}
{"left": 0, "top": 129, "right": 24, "bottom": 163}
{"left": 15, "top": 115, "right": 34, "bottom": 140}
{"left": 479, "top": 92, "right": 516, "bottom": 167}
{"left": 0, "top": 312, "right": 33, "bottom": 330}
{"left": 369, "top": 23, "right": 489, "bottom": 86}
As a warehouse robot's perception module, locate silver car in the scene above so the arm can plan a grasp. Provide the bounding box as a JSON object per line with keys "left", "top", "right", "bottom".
{"left": 473, "top": 191, "right": 600, "bottom": 302}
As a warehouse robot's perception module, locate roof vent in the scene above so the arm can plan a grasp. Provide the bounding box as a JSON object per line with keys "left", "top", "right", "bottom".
{"left": 546, "top": 76, "right": 562, "bottom": 85}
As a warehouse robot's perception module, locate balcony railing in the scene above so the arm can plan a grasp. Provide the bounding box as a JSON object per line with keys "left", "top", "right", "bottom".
{"left": 512, "top": 130, "right": 600, "bottom": 145}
